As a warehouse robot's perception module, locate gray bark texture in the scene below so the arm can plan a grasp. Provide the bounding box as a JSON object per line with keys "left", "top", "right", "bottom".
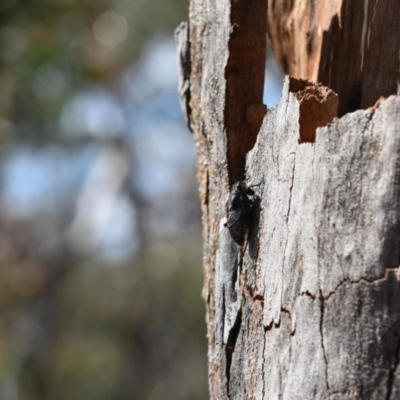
{"left": 177, "top": 1, "right": 400, "bottom": 398}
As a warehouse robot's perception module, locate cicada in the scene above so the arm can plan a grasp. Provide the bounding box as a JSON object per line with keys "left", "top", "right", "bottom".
{"left": 224, "top": 181, "right": 262, "bottom": 247}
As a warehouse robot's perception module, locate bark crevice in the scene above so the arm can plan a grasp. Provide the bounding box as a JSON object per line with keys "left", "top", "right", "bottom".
{"left": 386, "top": 331, "right": 400, "bottom": 400}
{"left": 322, "top": 267, "right": 399, "bottom": 301}
{"left": 300, "top": 268, "right": 400, "bottom": 302}
{"left": 319, "top": 293, "right": 330, "bottom": 391}
{"left": 225, "top": 0, "right": 267, "bottom": 184}
{"left": 225, "top": 309, "right": 242, "bottom": 398}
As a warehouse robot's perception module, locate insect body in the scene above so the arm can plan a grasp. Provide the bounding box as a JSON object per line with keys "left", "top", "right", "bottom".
{"left": 224, "top": 181, "right": 261, "bottom": 247}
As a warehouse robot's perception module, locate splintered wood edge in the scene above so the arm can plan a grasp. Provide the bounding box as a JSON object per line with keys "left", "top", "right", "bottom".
{"left": 289, "top": 76, "right": 338, "bottom": 143}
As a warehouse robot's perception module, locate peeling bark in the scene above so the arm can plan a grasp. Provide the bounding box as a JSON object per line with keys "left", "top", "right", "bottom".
{"left": 178, "top": 0, "right": 400, "bottom": 398}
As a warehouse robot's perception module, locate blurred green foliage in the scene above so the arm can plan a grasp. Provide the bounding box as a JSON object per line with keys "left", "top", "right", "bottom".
{"left": 0, "top": 0, "right": 187, "bottom": 140}
{"left": 0, "top": 0, "right": 208, "bottom": 399}
{"left": 0, "top": 229, "right": 207, "bottom": 400}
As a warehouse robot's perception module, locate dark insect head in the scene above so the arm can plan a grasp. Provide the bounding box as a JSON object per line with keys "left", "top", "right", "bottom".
{"left": 231, "top": 180, "right": 262, "bottom": 196}
{"left": 246, "top": 180, "right": 263, "bottom": 191}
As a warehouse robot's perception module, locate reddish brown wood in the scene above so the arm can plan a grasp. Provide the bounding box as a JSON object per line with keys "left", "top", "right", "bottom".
{"left": 267, "top": 0, "right": 400, "bottom": 116}
{"left": 225, "top": 0, "right": 267, "bottom": 184}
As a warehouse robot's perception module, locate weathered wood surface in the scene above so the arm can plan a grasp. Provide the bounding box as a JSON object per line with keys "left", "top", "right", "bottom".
{"left": 179, "top": 0, "right": 400, "bottom": 399}
{"left": 217, "top": 81, "right": 400, "bottom": 400}
{"left": 238, "top": 80, "right": 400, "bottom": 399}
{"left": 267, "top": 0, "right": 400, "bottom": 116}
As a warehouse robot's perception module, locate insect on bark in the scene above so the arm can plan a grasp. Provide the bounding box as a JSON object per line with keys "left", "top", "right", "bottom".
{"left": 224, "top": 181, "right": 262, "bottom": 248}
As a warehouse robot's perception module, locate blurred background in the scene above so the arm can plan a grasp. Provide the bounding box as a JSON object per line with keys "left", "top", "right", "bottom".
{"left": 0, "top": 1, "right": 283, "bottom": 399}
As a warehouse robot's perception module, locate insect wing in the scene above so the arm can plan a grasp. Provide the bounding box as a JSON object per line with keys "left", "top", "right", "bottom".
{"left": 224, "top": 209, "right": 242, "bottom": 228}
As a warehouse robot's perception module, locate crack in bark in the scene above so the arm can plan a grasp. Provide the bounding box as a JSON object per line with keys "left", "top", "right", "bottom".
{"left": 286, "top": 152, "right": 296, "bottom": 223}
{"left": 323, "top": 267, "right": 399, "bottom": 301}
{"left": 364, "top": 108, "right": 375, "bottom": 127}
{"left": 260, "top": 300, "right": 267, "bottom": 400}
{"left": 303, "top": 266, "right": 400, "bottom": 397}
{"left": 263, "top": 318, "right": 280, "bottom": 333}
{"left": 225, "top": 309, "right": 242, "bottom": 399}
{"left": 263, "top": 308, "right": 293, "bottom": 332}
{"left": 276, "top": 151, "right": 297, "bottom": 336}
{"left": 300, "top": 267, "right": 399, "bottom": 301}
{"left": 280, "top": 307, "right": 292, "bottom": 318}
{"left": 386, "top": 331, "right": 400, "bottom": 400}
{"left": 319, "top": 292, "right": 330, "bottom": 391}
{"left": 300, "top": 290, "right": 317, "bottom": 300}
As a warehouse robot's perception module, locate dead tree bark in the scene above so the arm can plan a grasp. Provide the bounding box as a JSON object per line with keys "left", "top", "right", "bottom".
{"left": 267, "top": 0, "right": 400, "bottom": 116}
{"left": 177, "top": 1, "right": 400, "bottom": 398}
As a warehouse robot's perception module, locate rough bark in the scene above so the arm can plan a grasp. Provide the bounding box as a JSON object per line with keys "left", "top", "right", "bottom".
{"left": 177, "top": 1, "right": 400, "bottom": 399}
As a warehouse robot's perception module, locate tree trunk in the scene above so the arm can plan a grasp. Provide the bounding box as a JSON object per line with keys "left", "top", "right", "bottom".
{"left": 267, "top": 0, "right": 400, "bottom": 117}
{"left": 177, "top": 1, "right": 400, "bottom": 398}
